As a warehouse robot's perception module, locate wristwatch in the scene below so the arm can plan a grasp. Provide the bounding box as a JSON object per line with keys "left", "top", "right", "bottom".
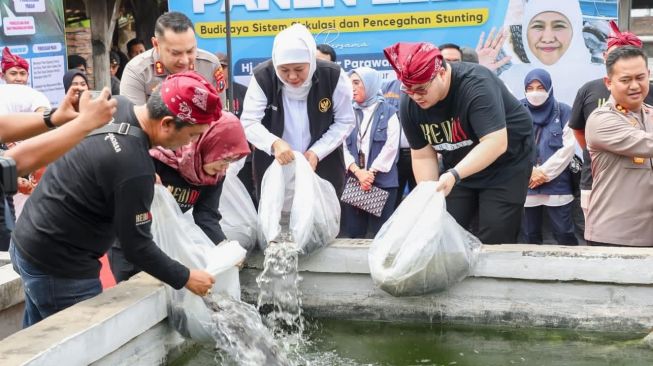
{"left": 43, "top": 108, "right": 57, "bottom": 129}
{"left": 446, "top": 168, "right": 461, "bottom": 185}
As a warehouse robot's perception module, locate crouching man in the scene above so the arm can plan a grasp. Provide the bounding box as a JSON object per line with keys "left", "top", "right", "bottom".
{"left": 10, "top": 72, "right": 219, "bottom": 327}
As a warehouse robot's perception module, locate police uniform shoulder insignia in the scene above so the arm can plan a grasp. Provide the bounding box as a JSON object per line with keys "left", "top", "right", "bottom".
{"left": 214, "top": 65, "right": 225, "bottom": 93}
{"left": 319, "top": 98, "right": 332, "bottom": 113}
{"left": 154, "top": 61, "right": 165, "bottom": 75}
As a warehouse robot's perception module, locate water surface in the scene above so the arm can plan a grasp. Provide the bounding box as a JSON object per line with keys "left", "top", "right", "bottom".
{"left": 170, "top": 319, "right": 652, "bottom": 366}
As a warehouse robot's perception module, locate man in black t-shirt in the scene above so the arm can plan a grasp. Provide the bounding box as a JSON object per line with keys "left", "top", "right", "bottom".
{"left": 384, "top": 42, "right": 533, "bottom": 244}
{"left": 568, "top": 22, "right": 651, "bottom": 219}
{"left": 10, "top": 72, "right": 219, "bottom": 327}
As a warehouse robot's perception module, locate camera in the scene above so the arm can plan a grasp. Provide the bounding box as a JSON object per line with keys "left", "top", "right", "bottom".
{"left": 0, "top": 156, "right": 17, "bottom": 195}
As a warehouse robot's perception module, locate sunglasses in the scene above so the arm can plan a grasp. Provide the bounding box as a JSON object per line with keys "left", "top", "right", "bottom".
{"left": 400, "top": 76, "right": 436, "bottom": 96}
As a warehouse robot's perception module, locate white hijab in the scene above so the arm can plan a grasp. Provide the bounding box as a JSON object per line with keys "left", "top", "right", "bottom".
{"left": 500, "top": 0, "right": 604, "bottom": 105}
{"left": 271, "top": 24, "right": 317, "bottom": 100}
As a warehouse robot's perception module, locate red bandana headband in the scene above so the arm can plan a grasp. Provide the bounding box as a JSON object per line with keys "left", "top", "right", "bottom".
{"left": 1, "top": 47, "right": 29, "bottom": 73}
{"left": 383, "top": 42, "right": 443, "bottom": 87}
{"left": 606, "top": 20, "right": 642, "bottom": 49}
{"left": 159, "top": 71, "right": 222, "bottom": 124}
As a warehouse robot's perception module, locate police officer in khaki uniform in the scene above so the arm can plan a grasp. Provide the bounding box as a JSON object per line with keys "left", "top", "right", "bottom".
{"left": 585, "top": 46, "right": 653, "bottom": 247}
{"left": 120, "top": 11, "right": 225, "bottom": 105}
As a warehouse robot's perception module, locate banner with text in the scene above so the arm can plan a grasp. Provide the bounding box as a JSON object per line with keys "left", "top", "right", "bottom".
{"left": 171, "top": 0, "right": 617, "bottom": 104}
{"left": 0, "top": 0, "right": 66, "bottom": 106}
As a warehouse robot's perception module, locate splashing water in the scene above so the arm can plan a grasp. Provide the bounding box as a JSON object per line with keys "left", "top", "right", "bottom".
{"left": 202, "top": 294, "right": 290, "bottom": 366}
{"left": 256, "top": 212, "right": 306, "bottom": 341}
{"left": 256, "top": 238, "right": 305, "bottom": 337}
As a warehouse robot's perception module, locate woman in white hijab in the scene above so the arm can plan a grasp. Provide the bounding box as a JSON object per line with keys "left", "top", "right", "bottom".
{"left": 500, "top": 0, "right": 604, "bottom": 105}
{"left": 239, "top": 24, "right": 355, "bottom": 198}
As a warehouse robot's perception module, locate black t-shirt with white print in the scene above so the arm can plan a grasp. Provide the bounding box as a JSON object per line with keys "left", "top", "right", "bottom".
{"left": 12, "top": 96, "right": 189, "bottom": 289}
{"left": 154, "top": 160, "right": 225, "bottom": 245}
{"left": 400, "top": 62, "right": 533, "bottom": 188}
{"left": 569, "top": 78, "right": 653, "bottom": 190}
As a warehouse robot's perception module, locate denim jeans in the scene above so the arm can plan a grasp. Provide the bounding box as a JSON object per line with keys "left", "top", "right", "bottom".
{"left": 9, "top": 241, "right": 102, "bottom": 327}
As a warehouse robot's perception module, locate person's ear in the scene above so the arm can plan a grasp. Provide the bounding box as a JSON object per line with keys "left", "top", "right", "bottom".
{"left": 152, "top": 37, "right": 159, "bottom": 51}
{"left": 160, "top": 116, "right": 175, "bottom": 131}
{"left": 603, "top": 75, "right": 611, "bottom": 91}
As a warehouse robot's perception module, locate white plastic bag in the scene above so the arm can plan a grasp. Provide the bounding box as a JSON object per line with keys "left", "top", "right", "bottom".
{"left": 219, "top": 160, "right": 259, "bottom": 253}
{"left": 369, "top": 182, "right": 481, "bottom": 297}
{"left": 257, "top": 151, "right": 340, "bottom": 255}
{"left": 150, "top": 185, "right": 246, "bottom": 342}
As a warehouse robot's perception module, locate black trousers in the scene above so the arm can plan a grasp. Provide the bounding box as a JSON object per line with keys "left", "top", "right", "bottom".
{"left": 522, "top": 203, "right": 578, "bottom": 245}
{"left": 394, "top": 148, "right": 416, "bottom": 208}
{"left": 446, "top": 169, "right": 529, "bottom": 244}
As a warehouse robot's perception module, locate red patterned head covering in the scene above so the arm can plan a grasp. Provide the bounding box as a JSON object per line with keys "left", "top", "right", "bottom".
{"left": 383, "top": 42, "right": 443, "bottom": 87}
{"left": 606, "top": 20, "right": 642, "bottom": 49}
{"left": 150, "top": 112, "right": 250, "bottom": 186}
{"left": 1, "top": 47, "right": 29, "bottom": 73}
{"left": 159, "top": 71, "right": 222, "bottom": 124}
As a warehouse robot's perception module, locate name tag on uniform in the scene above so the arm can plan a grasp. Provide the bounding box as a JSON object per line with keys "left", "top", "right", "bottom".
{"left": 633, "top": 157, "right": 645, "bottom": 164}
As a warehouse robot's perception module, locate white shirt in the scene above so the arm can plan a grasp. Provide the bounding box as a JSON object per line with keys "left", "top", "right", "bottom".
{"left": 343, "top": 101, "right": 400, "bottom": 173}
{"left": 239, "top": 71, "right": 355, "bottom": 160}
{"left": 525, "top": 124, "right": 576, "bottom": 207}
{"left": 0, "top": 84, "right": 50, "bottom": 114}
{"left": 399, "top": 127, "right": 410, "bottom": 149}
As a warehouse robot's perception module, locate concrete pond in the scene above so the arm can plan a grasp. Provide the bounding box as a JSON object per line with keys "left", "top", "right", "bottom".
{"left": 1, "top": 241, "right": 653, "bottom": 365}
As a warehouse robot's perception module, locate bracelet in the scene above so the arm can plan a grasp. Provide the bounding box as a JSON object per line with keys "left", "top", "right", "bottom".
{"left": 43, "top": 108, "right": 57, "bottom": 129}
{"left": 446, "top": 168, "right": 461, "bottom": 185}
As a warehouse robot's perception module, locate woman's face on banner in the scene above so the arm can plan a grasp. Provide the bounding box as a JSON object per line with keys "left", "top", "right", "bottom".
{"left": 526, "top": 11, "right": 573, "bottom": 66}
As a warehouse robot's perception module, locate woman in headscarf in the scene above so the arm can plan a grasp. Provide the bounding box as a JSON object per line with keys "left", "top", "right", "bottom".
{"left": 239, "top": 23, "right": 355, "bottom": 198}
{"left": 63, "top": 69, "right": 89, "bottom": 94}
{"left": 341, "top": 67, "right": 400, "bottom": 238}
{"left": 521, "top": 68, "right": 577, "bottom": 245}
{"left": 500, "top": 0, "right": 604, "bottom": 105}
{"left": 109, "top": 111, "right": 250, "bottom": 282}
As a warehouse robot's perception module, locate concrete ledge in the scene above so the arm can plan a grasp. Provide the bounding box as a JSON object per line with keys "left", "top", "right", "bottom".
{"left": 247, "top": 241, "right": 653, "bottom": 285}
{"left": 242, "top": 271, "right": 653, "bottom": 332}
{"left": 243, "top": 240, "right": 653, "bottom": 332}
{"left": 0, "top": 264, "right": 23, "bottom": 310}
{"left": 0, "top": 273, "right": 172, "bottom": 366}
{"left": 0, "top": 251, "right": 10, "bottom": 266}
{"left": 0, "top": 263, "right": 24, "bottom": 340}
{"left": 1, "top": 240, "right": 652, "bottom": 365}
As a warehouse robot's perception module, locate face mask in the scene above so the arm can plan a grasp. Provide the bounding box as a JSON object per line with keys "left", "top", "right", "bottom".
{"left": 525, "top": 91, "right": 549, "bottom": 106}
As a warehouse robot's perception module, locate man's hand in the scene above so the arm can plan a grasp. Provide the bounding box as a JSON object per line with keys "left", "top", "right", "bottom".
{"left": 51, "top": 86, "right": 83, "bottom": 126}
{"left": 529, "top": 167, "right": 548, "bottom": 189}
{"left": 476, "top": 27, "right": 512, "bottom": 72}
{"left": 185, "top": 269, "right": 216, "bottom": 296}
{"left": 304, "top": 150, "right": 319, "bottom": 171}
{"left": 435, "top": 171, "right": 456, "bottom": 197}
{"left": 271, "top": 139, "right": 294, "bottom": 165}
{"left": 76, "top": 88, "right": 116, "bottom": 130}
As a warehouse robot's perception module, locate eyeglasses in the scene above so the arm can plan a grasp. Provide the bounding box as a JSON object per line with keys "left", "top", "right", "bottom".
{"left": 400, "top": 76, "right": 435, "bottom": 96}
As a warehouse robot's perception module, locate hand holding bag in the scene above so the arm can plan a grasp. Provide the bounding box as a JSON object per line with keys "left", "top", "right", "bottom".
{"left": 340, "top": 175, "right": 389, "bottom": 217}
